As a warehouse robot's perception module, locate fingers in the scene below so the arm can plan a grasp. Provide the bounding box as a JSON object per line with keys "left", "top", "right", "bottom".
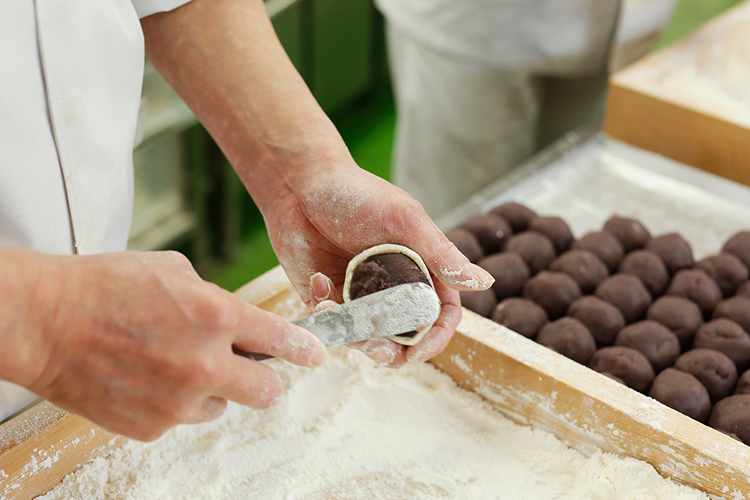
{"left": 215, "top": 355, "right": 285, "bottom": 409}
{"left": 406, "top": 281, "right": 461, "bottom": 364}
{"left": 313, "top": 299, "right": 338, "bottom": 314}
{"left": 347, "top": 338, "right": 408, "bottom": 368}
{"left": 309, "top": 272, "right": 341, "bottom": 308}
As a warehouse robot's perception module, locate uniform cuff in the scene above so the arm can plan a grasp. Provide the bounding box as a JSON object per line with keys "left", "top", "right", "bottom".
{"left": 131, "top": 0, "right": 193, "bottom": 19}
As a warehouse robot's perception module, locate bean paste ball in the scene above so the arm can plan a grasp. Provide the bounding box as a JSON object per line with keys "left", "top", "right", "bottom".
{"left": 504, "top": 231, "right": 556, "bottom": 275}
{"left": 490, "top": 202, "right": 536, "bottom": 233}
{"left": 737, "top": 281, "right": 750, "bottom": 299}
{"left": 477, "top": 252, "right": 530, "bottom": 301}
{"left": 536, "top": 317, "right": 596, "bottom": 364}
{"left": 550, "top": 249, "right": 609, "bottom": 294}
{"left": 523, "top": 271, "right": 582, "bottom": 319}
{"left": 446, "top": 228, "right": 484, "bottom": 264}
{"left": 603, "top": 216, "right": 651, "bottom": 253}
{"left": 735, "top": 370, "right": 750, "bottom": 395}
{"left": 647, "top": 296, "right": 703, "bottom": 351}
{"left": 491, "top": 298, "right": 548, "bottom": 339}
{"left": 349, "top": 253, "right": 429, "bottom": 300}
{"left": 693, "top": 319, "right": 750, "bottom": 372}
{"left": 723, "top": 231, "right": 750, "bottom": 269}
{"left": 674, "top": 349, "right": 737, "bottom": 403}
{"left": 528, "top": 216, "right": 574, "bottom": 254}
{"left": 567, "top": 296, "right": 625, "bottom": 348}
{"left": 666, "top": 269, "right": 722, "bottom": 317}
{"left": 595, "top": 273, "right": 652, "bottom": 324}
{"left": 645, "top": 233, "right": 694, "bottom": 275}
{"left": 713, "top": 296, "right": 750, "bottom": 334}
{"left": 709, "top": 395, "right": 750, "bottom": 444}
{"left": 619, "top": 250, "right": 669, "bottom": 298}
{"left": 615, "top": 320, "right": 680, "bottom": 373}
{"left": 695, "top": 253, "right": 749, "bottom": 298}
{"left": 588, "top": 346, "right": 655, "bottom": 393}
{"left": 460, "top": 289, "right": 497, "bottom": 318}
{"left": 649, "top": 368, "right": 711, "bottom": 423}
{"left": 571, "top": 231, "right": 624, "bottom": 273}
{"left": 461, "top": 214, "right": 513, "bottom": 255}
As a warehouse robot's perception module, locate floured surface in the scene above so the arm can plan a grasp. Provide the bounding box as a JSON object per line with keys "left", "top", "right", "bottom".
{"left": 41, "top": 348, "right": 708, "bottom": 500}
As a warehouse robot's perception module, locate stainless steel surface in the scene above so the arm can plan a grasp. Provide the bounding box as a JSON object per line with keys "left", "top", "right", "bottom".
{"left": 236, "top": 282, "right": 441, "bottom": 361}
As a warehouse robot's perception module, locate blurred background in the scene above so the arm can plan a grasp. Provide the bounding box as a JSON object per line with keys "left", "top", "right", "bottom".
{"left": 129, "top": 0, "right": 743, "bottom": 292}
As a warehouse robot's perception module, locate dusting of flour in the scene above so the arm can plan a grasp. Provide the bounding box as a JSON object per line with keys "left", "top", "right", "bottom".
{"left": 41, "top": 348, "right": 709, "bottom": 500}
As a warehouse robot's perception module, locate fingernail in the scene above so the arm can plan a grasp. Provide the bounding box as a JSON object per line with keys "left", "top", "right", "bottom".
{"left": 467, "top": 263, "right": 495, "bottom": 288}
{"left": 442, "top": 263, "right": 495, "bottom": 290}
{"left": 310, "top": 273, "right": 332, "bottom": 302}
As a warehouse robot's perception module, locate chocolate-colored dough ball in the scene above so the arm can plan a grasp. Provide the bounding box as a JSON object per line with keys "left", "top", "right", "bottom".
{"left": 722, "top": 231, "right": 750, "bottom": 269}
{"left": 602, "top": 373, "right": 626, "bottom": 385}
{"left": 588, "top": 346, "right": 655, "bottom": 393}
{"left": 460, "top": 289, "right": 497, "bottom": 318}
{"left": 461, "top": 214, "right": 513, "bottom": 255}
{"left": 572, "top": 231, "right": 625, "bottom": 273}
{"left": 615, "top": 320, "right": 681, "bottom": 373}
{"left": 713, "top": 296, "right": 750, "bottom": 334}
{"left": 647, "top": 296, "right": 703, "bottom": 351}
{"left": 550, "top": 250, "right": 609, "bottom": 294}
{"left": 523, "top": 271, "right": 582, "bottom": 319}
{"left": 695, "top": 253, "right": 749, "bottom": 298}
{"left": 536, "top": 317, "right": 596, "bottom": 364}
{"left": 735, "top": 370, "right": 750, "bottom": 395}
{"left": 490, "top": 202, "right": 536, "bottom": 233}
{"left": 349, "top": 253, "right": 429, "bottom": 299}
{"left": 666, "top": 269, "right": 722, "bottom": 317}
{"left": 649, "top": 368, "right": 712, "bottom": 423}
{"left": 504, "top": 231, "right": 556, "bottom": 275}
{"left": 528, "top": 216, "right": 574, "bottom": 254}
{"left": 645, "top": 233, "right": 694, "bottom": 275}
{"left": 737, "top": 281, "right": 750, "bottom": 299}
{"left": 446, "top": 228, "right": 484, "bottom": 264}
{"left": 567, "top": 296, "right": 625, "bottom": 348}
{"left": 619, "top": 250, "right": 669, "bottom": 298}
{"left": 477, "top": 253, "right": 530, "bottom": 301}
{"left": 674, "top": 349, "right": 738, "bottom": 403}
{"left": 595, "top": 274, "right": 652, "bottom": 324}
{"left": 693, "top": 319, "right": 750, "bottom": 372}
{"left": 603, "top": 216, "right": 651, "bottom": 253}
{"left": 709, "top": 395, "right": 750, "bottom": 444}
{"left": 491, "top": 298, "right": 548, "bottom": 339}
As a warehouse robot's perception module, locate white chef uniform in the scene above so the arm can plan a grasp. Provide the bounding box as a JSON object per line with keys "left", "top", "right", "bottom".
{"left": 376, "top": 0, "right": 678, "bottom": 218}
{"left": 0, "top": 0, "right": 191, "bottom": 423}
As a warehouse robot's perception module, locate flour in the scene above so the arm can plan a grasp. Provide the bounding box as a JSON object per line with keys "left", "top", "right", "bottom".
{"left": 40, "top": 348, "right": 709, "bottom": 500}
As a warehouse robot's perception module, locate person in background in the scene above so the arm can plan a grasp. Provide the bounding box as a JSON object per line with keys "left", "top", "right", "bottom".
{"left": 376, "top": 0, "right": 679, "bottom": 219}
{"left": 0, "top": 0, "right": 494, "bottom": 440}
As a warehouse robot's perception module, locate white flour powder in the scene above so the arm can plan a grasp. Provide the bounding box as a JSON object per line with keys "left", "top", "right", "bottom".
{"left": 41, "top": 348, "right": 709, "bottom": 500}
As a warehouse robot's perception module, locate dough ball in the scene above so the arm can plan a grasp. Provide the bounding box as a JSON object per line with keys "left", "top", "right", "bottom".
{"left": 649, "top": 368, "right": 712, "bottom": 423}
{"left": 550, "top": 249, "right": 609, "bottom": 294}
{"left": 572, "top": 231, "right": 625, "bottom": 273}
{"left": 693, "top": 319, "right": 750, "bottom": 372}
{"left": 713, "top": 296, "right": 750, "bottom": 334}
{"left": 645, "top": 233, "right": 694, "bottom": 275}
{"left": 504, "top": 231, "right": 557, "bottom": 275}
{"left": 595, "top": 273, "right": 652, "bottom": 324}
{"left": 528, "top": 216, "right": 574, "bottom": 254}
{"left": 647, "top": 296, "right": 703, "bottom": 351}
{"left": 477, "top": 252, "right": 530, "bottom": 301}
{"left": 523, "top": 271, "right": 582, "bottom": 319}
{"left": 349, "top": 253, "right": 429, "bottom": 300}
{"left": 674, "top": 349, "right": 737, "bottom": 403}
{"left": 619, "top": 250, "right": 669, "bottom": 298}
{"left": 461, "top": 214, "right": 513, "bottom": 255}
{"left": 490, "top": 202, "right": 536, "bottom": 233}
{"left": 460, "top": 289, "right": 497, "bottom": 318}
{"left": 722, "top": 231, "right": 750, "bottom": 269}
{"left": 567, "top": 296, "right": 625, "bottom": 348}
{"left": 446, "top": 228, "right": 484, "bottom": 264}
{"left": 588, "top": 346, "right": 655, "bottom": 393}
{"left": 666, "top": 269, "right": 722, "bottom": 317}
{"left": 709, "top": 395, "right": 750, "bottom": 444}
{"left": 536, "top": 317, "right": 596, "bottom": 364}
{"left": 491, "top": 298, "right": 548, "bottom": 339}
{"left": 615, "top": 320, "right": 681, "bottom": 373}
{"left": 695, "top": 253, "right": 749, "bottom": 297}
{"left": 735, "top": 370, "right": 750, "bottom": 395}
{"left": 603, "top": 216, "right": 651, "bottom": 253}
{"left": 736, "top": 281, "right": 750, "bottom": 299}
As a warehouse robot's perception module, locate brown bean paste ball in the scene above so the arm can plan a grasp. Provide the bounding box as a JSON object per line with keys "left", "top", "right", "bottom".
{"left": 737, "top": 281, "right": 750, "bottom": 299}
{"left": 723, "top": 231, "right": 750, "bottom": 270}
{"left": 713, "top": 296, "right": 750, "bottom": 334}
{"left": 695, "top": 253, "right": 749, "bottom": 298}
{"left": 349, "top": 253, "right": 430, "bottom": 299}
{"left": 619, "top": 250, "right": 669, "bottom": 298}
{"left": 571, "top": 231, "right": 624, "bottom": 273}
{"left": 647, "top": 296, "right": 703, "bottom": 351}
{"left": 523, "top": 271, "right": 582, "bottom": 319}
{"left": 603, "top": 216, "right": 651, "bottom": 253}
{"left": 645, "top": 233, "right": 694, "bottom": 275}
{"left": 528, "top": 216, "right": 574, "bottom": 254}
{"left": 477, "top": 253, "right": 530, "bottom": 301}
{"left": 550, "top": 249, "right": 609, "bottom": 294}
{"left": 490, "top": 202, "right": 536, "bottom": 233}
{"left": 709, "top": 395, "right": 750, "bottom": 444}
{"left": 649, "top": 368, "right": 711, "bottom": 423}
{"left": 674, "top": 349, "right": 737, "bottom": 403}
{"left": 536, "top": 317, "right": 596, "bottom": 365}
{"left": 735, "top": 370, "right": 750, "bottom": 395}
{"left": 567, "top": 296, "right": 625, "bottom": 348}
{"left": 504, "top": 231, "right": 557, "bottom": 275}
{"left": 461, "top": 214, "right": 513, "bottom": 255}
{"left": 446, "top": 228, "right": 484, "bottom": 264}
{"left": 460, "top": 289, "right": 497, "bottom": 318}
{"left": 693, "top": 319, "right": 750, "bottom": 372}
{"left": 491, "top": 298, "right": 548, "bottom": 339}
{"left": 615, "top": 321, "right": 681, "bottom": 373}
{"left": 595, "top": 274, "right": 652, "bottom": 324}
{"left": 588, "top": 346, "right": 655, "bottom": 393}
{"left": 666, "top": 269, "right": 722, "bottom": 317}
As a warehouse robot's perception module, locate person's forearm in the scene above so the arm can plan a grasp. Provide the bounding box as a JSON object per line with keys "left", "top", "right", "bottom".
{"left": 141, "top": 0, "right": 349, "bottom": 212}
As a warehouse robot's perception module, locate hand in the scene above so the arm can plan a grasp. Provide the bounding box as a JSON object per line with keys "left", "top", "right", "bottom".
{"left": 7, "top": 249, "right": 326, "bottom": 441}
{"left": 262, "top": 163, "right": 495, "bottom": 368}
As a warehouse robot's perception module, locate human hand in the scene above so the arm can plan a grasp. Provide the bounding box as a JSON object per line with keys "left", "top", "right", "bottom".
{"left": 9, "top": 250, "right": 325, "bottom": 441}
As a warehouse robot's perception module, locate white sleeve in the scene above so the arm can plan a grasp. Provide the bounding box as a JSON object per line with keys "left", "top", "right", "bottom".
{"left": 131, "top": 0, "right": 193, "bottom": 19}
